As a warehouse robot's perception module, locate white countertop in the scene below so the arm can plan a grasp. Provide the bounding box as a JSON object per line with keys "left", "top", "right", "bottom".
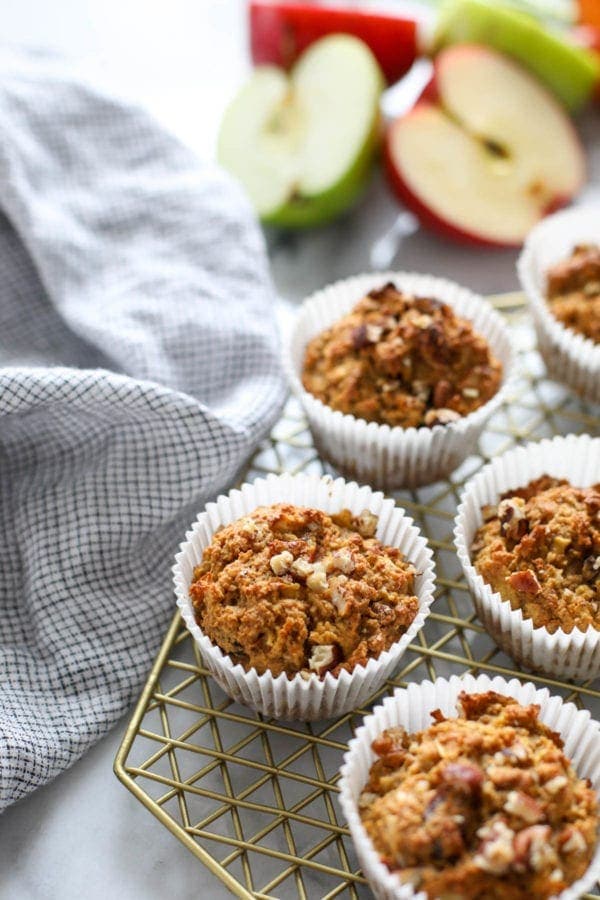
{"left": 1, "top": 3, "right": 599, "bottom": 898}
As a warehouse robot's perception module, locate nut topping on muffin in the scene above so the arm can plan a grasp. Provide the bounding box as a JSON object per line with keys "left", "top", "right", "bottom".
{"left": 301, "top": 282, "right": 502, "bottom": 429}
{"left": 189, "top": 503, "right": 419, "bottom": 678}
{"left": 471, "top": 476, "right": 600, "bottom": 633}
{"left": 546, "top": 243, "right": 600, "bottom": 343}
{"left": 359, "top": 691, "right": 598, "bottom": 899}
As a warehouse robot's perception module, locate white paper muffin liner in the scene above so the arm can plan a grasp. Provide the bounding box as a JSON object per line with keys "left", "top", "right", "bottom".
{"left": 339, "top": 673, "right": 600, "bottom": 900}
{"left": 518, "top": 206, "right": 600, "bottom": 404}
{"left": 173, "top": 472, "right": 436, "bottom": 721}
{"left": 284, "top": 271, "right": 515, "bottom": 490}
{"left": 454, "top": 434, "right": 600, "bottom": 681}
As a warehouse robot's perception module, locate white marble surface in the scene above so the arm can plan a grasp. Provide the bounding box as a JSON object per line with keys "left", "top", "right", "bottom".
{"left": 1, "top": 3, "right": 600, "bottom": 898}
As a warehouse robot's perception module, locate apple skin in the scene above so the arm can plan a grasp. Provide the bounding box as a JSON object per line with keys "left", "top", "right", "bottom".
{"left": 433, "top": 0, "right": 599, "bottom": 111}
{"left": 384, "top": 48, "right": 586, "bottom": 248}
{"left": 249, "top": 0, "right": 418, "bottom": 85}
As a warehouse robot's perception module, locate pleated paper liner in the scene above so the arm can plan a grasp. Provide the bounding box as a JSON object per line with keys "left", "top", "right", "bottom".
{"left": 339, "top": 673, "right": 600, "bottom": 900}
{"left": 173, "top": 471, "right": 436, "bottom": 721}
{"left": 518, "top": 205, "right": 600, "bottom": 404}
{"left": 455, "top": 434, "right": 600, "bottom": 681}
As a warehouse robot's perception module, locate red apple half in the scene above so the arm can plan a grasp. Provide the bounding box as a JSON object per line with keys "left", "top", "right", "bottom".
{"left": 249, "top": 0, "right": 419, "bottom": 85}
{"left": 385, "top": 44, "right": 586, "bottom": 247}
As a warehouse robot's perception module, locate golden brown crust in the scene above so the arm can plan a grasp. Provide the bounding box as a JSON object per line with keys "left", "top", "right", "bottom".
{"left": 189, "top": 503, "right": 419, "bottom": 678}
{"left": 360, "top": 691, "right": 598, "bottom": 899}
{"left": 546, "top": 243, "right": 600, "bottom": 344}
{"left": 471, "top": 476, "right": 600, "bottom": 633}
{"left": 301, "top": 283, "right": 503, "bottom": 429}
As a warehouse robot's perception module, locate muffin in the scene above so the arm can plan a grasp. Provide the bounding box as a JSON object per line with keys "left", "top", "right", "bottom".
{"left": 518, "top": 206, "right": 600, "bottom": 403}
{"left": 358, "top": 691, "right": 598, "bottom": 900}
{"left": 471, "top": 476, "right": 600, "bottom": 634}
{"left": 189, "top": 502, "right": 419, "bottom": 679}
{"left": 455, "top": 434, "right": 600, "bottom": 681}
{"left": 301, "top": 281, "right": 502, "bottom": 429}
{"left": 339, "top": 675, "right": 600, "bottom": 900}
{"left": 546, "top": 243, "right": 600, "bottom": 344}
{"left": 174, "top": 472, "right": 436, "bottom": 720}
{"left": 286, "top": 272, "right": 514, "bottom": 489}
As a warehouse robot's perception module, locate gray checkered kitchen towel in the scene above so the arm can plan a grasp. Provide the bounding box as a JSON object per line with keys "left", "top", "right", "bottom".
{"left": 0, "top": 51, "right": 285, "bottom": 811}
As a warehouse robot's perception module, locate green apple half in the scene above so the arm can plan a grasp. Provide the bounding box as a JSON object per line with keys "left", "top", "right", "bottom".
{"left": 433, "top": 0, "right": 600, "bottom": 112}
{"left": 218, "top": 35, "right": 384, "bottom": 227}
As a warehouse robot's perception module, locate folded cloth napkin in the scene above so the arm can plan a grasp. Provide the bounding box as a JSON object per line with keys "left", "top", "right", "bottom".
{"left": 0, "top": 51, "right": 286, "bottom": 811}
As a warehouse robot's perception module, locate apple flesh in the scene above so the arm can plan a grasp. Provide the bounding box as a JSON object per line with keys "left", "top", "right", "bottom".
{"left": 218, "top": 34, "right": 384, "bottom": 228}
{"left": 385, "top": 45, "right": 585, "bottom": 248}
{"left": 249, "top": 0, "right": 419, "bottom": 85}
{"left": 433, "top": 0, "right": 599, "bottom": 112}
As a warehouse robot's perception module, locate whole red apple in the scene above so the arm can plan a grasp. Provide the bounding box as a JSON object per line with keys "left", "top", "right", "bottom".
{"left": 249, "top": 0, "right": 419, "bottom": 85}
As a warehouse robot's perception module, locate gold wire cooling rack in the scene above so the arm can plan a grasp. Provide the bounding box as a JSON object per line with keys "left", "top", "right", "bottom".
{"left": 115, "top": 292, "right": 600, "bottom": 900}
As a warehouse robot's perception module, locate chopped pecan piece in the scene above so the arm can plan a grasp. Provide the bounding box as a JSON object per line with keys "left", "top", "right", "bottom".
{"left": 308, "top": 643, "right": 340, "bottom": 676}
{"left": 504, "top": 791, "right": 544, "bottom": 824}
{"left": 356, "top": 510, "right": 378, "bottom": 537}
{"left": 544, "top": 775, "right": 568, "bottom": 795}
{"left": 423, "top": 408, "right": 461, "bottom": 427}
{"left": 351, "top": 324, "right": 369, "bottom": 350}
{"left": 306, "top": 565, "right": 328, "bottom": 592}
{"left": 584, "top": 492, "right": 600, "bottom": 514}
{"left": 474, "top": 820, "right": 516, "bottom": 874}
{"left": 488, "top": 765, "right": 527, "bottom": 790}
{"left": 330, "top": 574, "right": 348, "bottom": 614}
{"left": 412, "top": 379, "right": 431, "bottom": 403}
{"left": 357, "top": 790, "right": 379, "bottom": 811}
{"left": 371, "top": 727, "right": 408, "bottom": 767}
{"left": 506, "top": 569, "right": 542, "bottom": 595}
{"left": 367, "top": 281, "right": 396, "bottom": 300}
{"left": 352, "top": 322, "right": 383, "bottom": 349}
{"left": 500, "top": 741, "right": 529, "bottom": 763}
{"left": 482, "top": 504, "right": 498, "bottom": 522}
{"left": 270, "top": 550, "right": 294, "bottom": 575}
{"left": 332, "top": 549, "right": 355, "bottom": 574}
{"left": 291, "top": 557, "right": 314, "bottom": 579}
{"left": 440, "top": 761, "right": 484, "bottom": 798}
{"left": 498, "top": 497, "right": 529, "bottom": 542}
{"left": 561, "top": 826, "right": 588, "bottom": 854}
{"left": 582, "top": 555, "right": 600, "bottom": 582}
{"left": 412, "top": 313, "right": 433, "bottom": 329}
{"left": 371, "top": 601, "right": 396, "bottom": 626}
{"left": 366, "top": 323, "right": 383, "bottom": 343}
{"left": 433, "top": 379, "right": 453, "bottom": 408}
{"left": 513, "top": 825, "right": 555, "bottom": 872}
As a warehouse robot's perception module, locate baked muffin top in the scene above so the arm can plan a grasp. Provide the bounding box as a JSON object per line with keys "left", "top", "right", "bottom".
{"left": 360, "top": 691, "right": 598, "bottom": 900}
{"left": 546, "top": 243, "right": 600, "bottom": 343}
{"left": 189, "top": 503, "right": 418, "bottom": 678}
{"left": 471, "top": 476, "right": 600, "bottom": 633}
{"left": 301, "top": 282, "right": 502, "bottom": 429}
